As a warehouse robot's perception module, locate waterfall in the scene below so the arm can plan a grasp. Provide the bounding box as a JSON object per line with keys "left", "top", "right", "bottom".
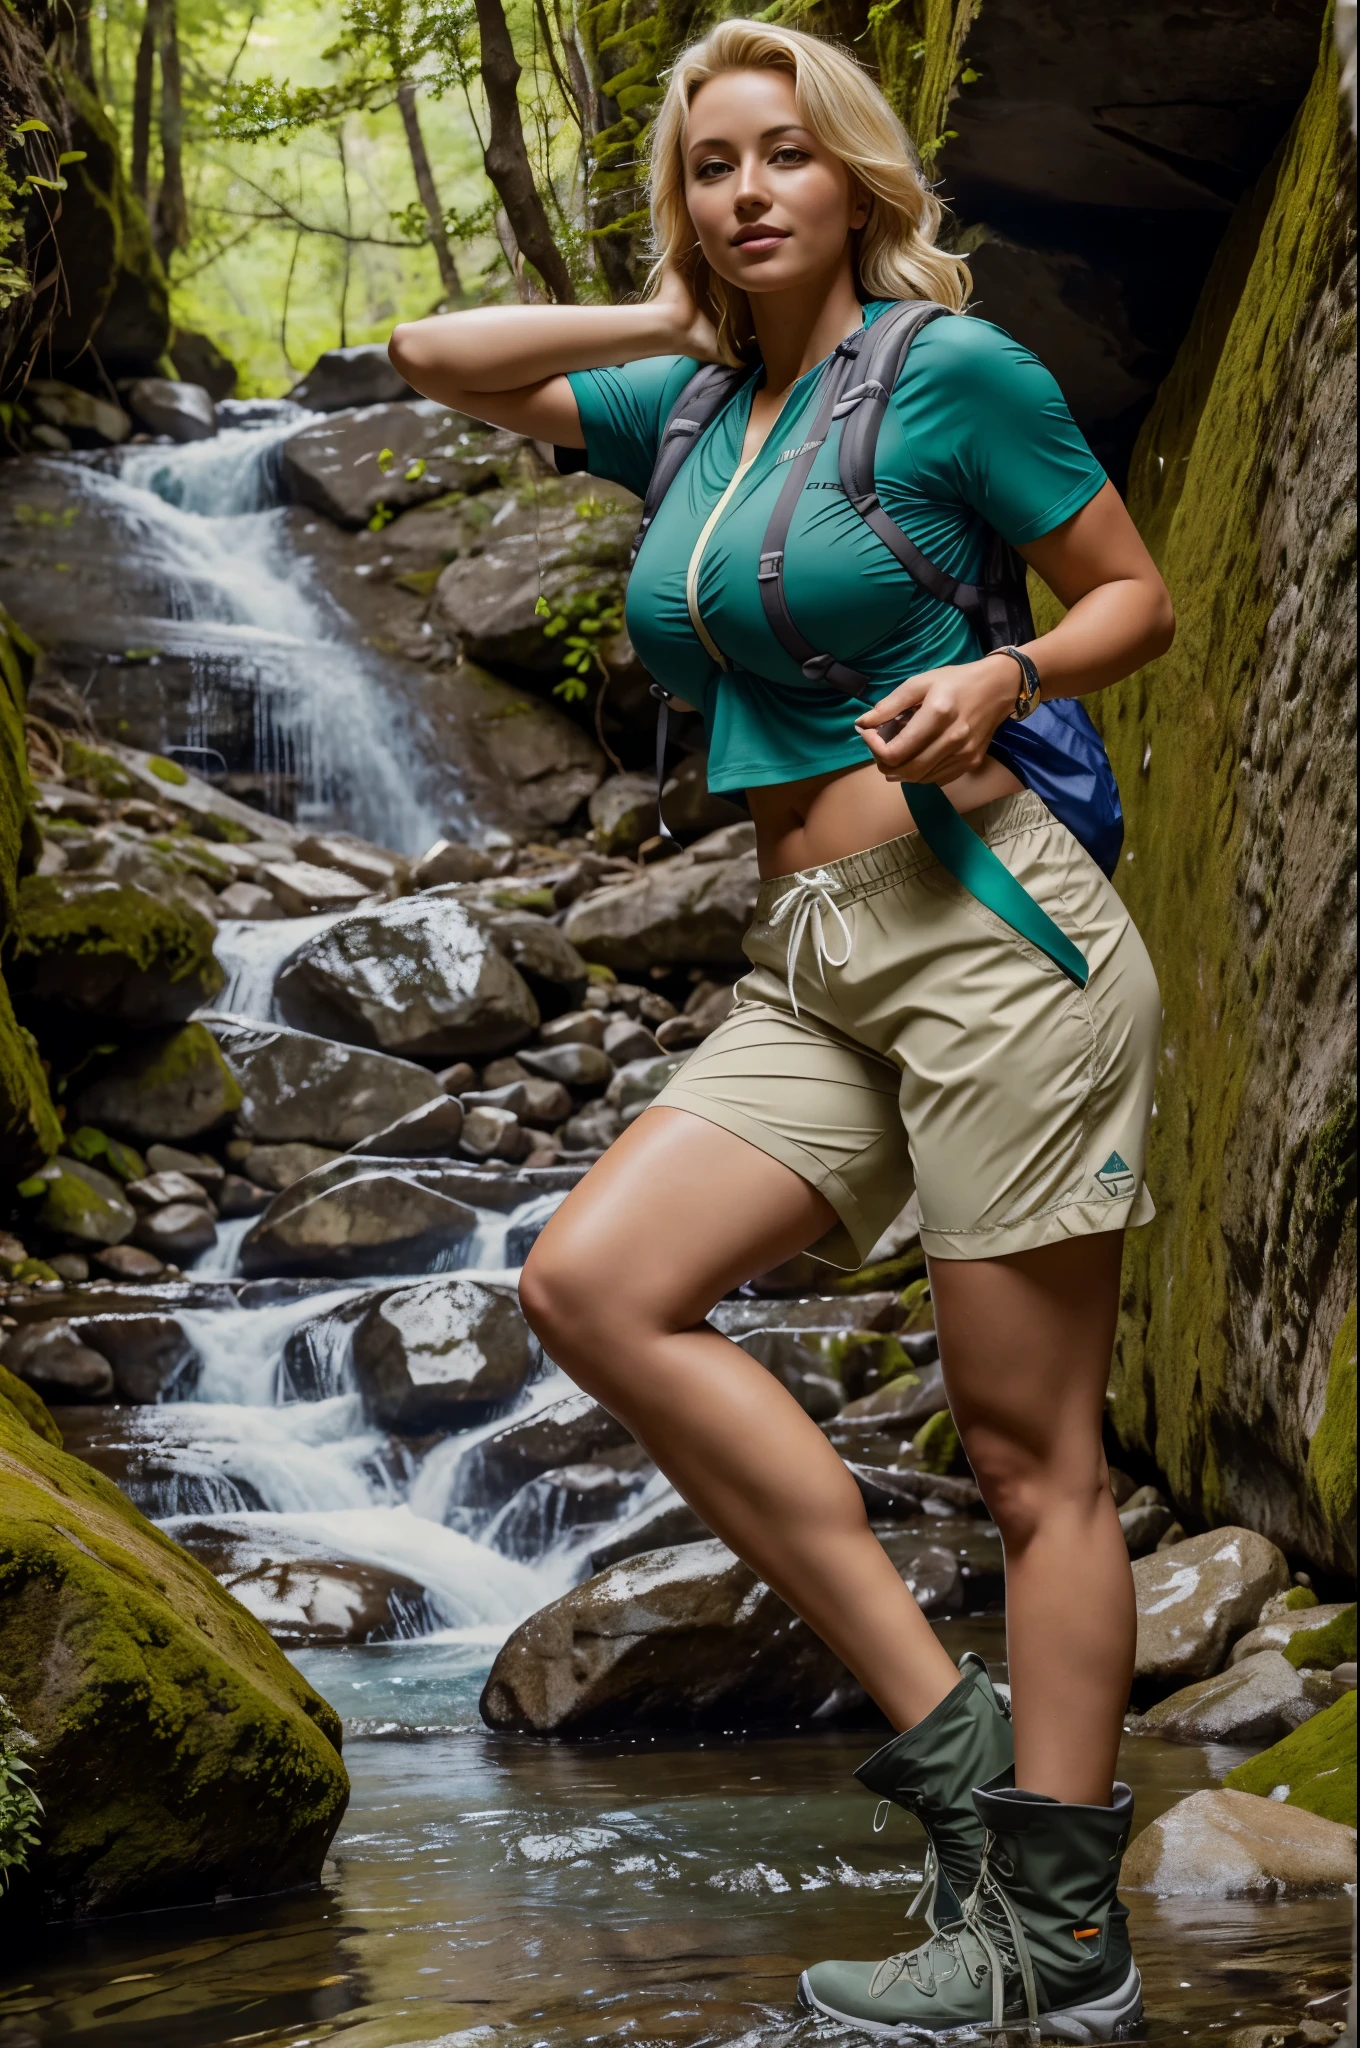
{"left": 212, "top": 911, "right": 341, "bottom": 1021}
{"left": 50, "top": 417, "right": 460, "bottom": 852}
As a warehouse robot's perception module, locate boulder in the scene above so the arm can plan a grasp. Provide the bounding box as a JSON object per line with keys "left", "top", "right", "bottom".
{"left": 93, "top": 1243, "right": 166, "bottom": 1281}
{"left": 126, "top": 1170, "right": 212, "bottom": 1209}
{"left": 72, "top": 1024, "right": 242, "bottom": 1143}
{"left": 131, "top": 1202, "right": 217, "bottom": 1262}
{"left": 479, "top": 1539, "right": 847, "bottom": 1735}
{"left": 735, "top": 1327, "right": 845, "bottom": 1420}
{"left": 218, "top": 1174, "right": 270, "bottom": 1219}
{"left": 349, "top": 1277, "right": 533, "bottom": 1433}
{"left": 275, "top": 897, "right": 540, "bottom": 1058}
{"left": 289, "top": 343, "right": 416, "bottom": 411}
{"left": 1133, "top": 1528, "right": 1291, "bottom": 1681}
{"left": 561, "top": 850, "right": 761, "bottom": 970}
{"left": 0, "top": 1387, "right": 348, "bottom": 1918}
{"left": 1229, "top": 1604, "right": 1358, "bottom": 1667}
{"left": 560, "top": 1102, "right": 624, "bottom": 1153}
{"left": 12, "top": 875, "right": 223, "bottom": 1025}
{"left": 281, "top": 402, "right": 505, "bottom": 525}
{"left": 1133, "top": 1651, "right": 1336, "bottom": 1747}
{"left": 413, "top": 839, "right": 495, "bottom": 888}
{"left": 834, "top": 1361, "right": 947, "bottom": 1433}
{"left": 433, "top": 488, "right": 638, "bottom": 675}
{"left": 126, "top": 377, "right": 217, "bottom": 442}
{"left": 186, "top": 1547, "right": 434, "bottom": 1648}
{"left": 493, "top": 1459, "right": 654, "bottom": 1560}
{"left": 74, "top": 1313, "right": 197, "bottom": 1403}
{"left": 461, "top": 1104, "right": 532, "bottom": 1161}
{"left": 169, "top": 327, "right": 237, "bottom": 401}
{"left": 846, "top": 1461, "right": 982, "bottom": 1516}
{"left": 348, "top": 1095, "right": 465, "bottom": 1157}
{"left": 1119, "top": 1789, "right": 1356, "bottom": 1896}
{"left": 3, "top": 1321, "right": 115, "bottom": 1404}
{"left": 449, "top": 1391, "right": 634, "bottom": 1514}
{"left": 1223, "top": 1693, "right": 1357, "bottom": 1827}
{"left": 1121, "top": 1502, "right": 1178, "bottom": 1555}
{"left": 27, "top": 380, "right": 130, "bottom": 446}
{"left": 239, "top": 1158, "right": 478, "bottom": 1279}
{"left": 144, "top": 1145, "right": 224, "bottom": 1190}
{"left": 294, "top": 833, "right": 409, "bottom": 894}
{"left": 480, "top": 911, "right": 589, "bottom": 1018}
{"left": 427, "top": 664, "right": 606, "bottom": 832}
{"left": 603, "top": 1017, "right": 660, "bottom": 1065}
{"left": 259, "top": 859, "right": 371, "bottom": 916}
{"left": 541, "top": 1010, "right": 606, "bottom": 1049}
{"left": 27, "top": 1159, "right": 136, "bottom": 1249}
{"left": 589, "top": 1494, "right": 710, "bottom": 1572}
{"left": 588, "top": 773, "right": 658, "bottom": 854}
{"left": 518, "top": 1042, "right": 613, "bottom": 1091}
{"left": 205, "top": 1016, "right": 443, "bottom": 1147}
{"left": 243, "top": 1143, "right": 345, "bottom": 1192}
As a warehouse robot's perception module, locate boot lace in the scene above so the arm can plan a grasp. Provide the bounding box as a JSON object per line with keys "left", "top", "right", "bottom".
{"left": 867, "top": 1826, "right": 1042, "bottom": 2039}
{"left": 873, "top": 1798, "right": 945, "bottom": 1931}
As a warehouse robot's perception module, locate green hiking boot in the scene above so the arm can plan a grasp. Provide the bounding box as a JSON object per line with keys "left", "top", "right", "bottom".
{"left": 855, "top": 1650, "right": 1014, "bottom": 1931}
{"left": 799, "top": 1776, "right": 1143, "bottom": 2042}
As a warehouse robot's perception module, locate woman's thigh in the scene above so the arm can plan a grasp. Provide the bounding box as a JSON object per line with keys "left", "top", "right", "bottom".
{"left": 519, "top": 1103, "right": 840, "bottom": 1341}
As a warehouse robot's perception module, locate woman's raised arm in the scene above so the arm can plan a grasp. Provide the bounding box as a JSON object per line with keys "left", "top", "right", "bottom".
{"left": 388, "top": 274, "right": 720, "bottom": 444}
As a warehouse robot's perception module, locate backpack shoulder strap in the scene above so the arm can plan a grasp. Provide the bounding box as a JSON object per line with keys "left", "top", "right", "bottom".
{"left": 629, "top": 361, "right": 748, "bottom": 567}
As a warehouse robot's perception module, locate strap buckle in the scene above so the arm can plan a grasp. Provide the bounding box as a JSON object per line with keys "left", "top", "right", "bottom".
{"left": 832, "top": 377, "right": 887, "bottom": 418}
{"left": 757, "top": 550, "right": 784, "bottom": 582}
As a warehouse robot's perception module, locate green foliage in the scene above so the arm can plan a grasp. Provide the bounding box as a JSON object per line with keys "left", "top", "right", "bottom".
{"left": 535, "top": 587, "right": 625, "bottom": 701}
{"left": 0, "top": 1694, "right": 42, "bottom": 1896}
{"left": 1283, "top": 1604, "right": 1357, "bottom": 1673}
{"left": 1223, "top": 1692, "right": 1357, "bottom": 1828}
{"left": 66, "top": 1125, "right": 147, "bottom": 1184}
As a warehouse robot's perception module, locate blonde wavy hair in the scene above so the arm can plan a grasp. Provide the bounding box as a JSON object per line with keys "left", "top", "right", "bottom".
{"left": 648, "top": 18, "right": 971, "bottom": 365}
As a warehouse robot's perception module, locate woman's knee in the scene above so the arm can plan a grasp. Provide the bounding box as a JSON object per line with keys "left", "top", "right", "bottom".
{"left": 517, "top": 1232, "right": 600, "bottom": 1354}
{"left": 958, "top": 1421, "right": 1106, "bottom": 1547}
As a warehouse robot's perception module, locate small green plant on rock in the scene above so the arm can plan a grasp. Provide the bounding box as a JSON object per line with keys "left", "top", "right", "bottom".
{"left": 534, "top": 589, "right": 624, "bottom": 702}
{"left": 0, "top": 1693, "right": 41, "bottom": 1895}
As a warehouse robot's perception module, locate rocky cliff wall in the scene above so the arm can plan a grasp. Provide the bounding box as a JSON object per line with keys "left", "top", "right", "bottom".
{"left": 1097, "top": 26, "right": 1357, "bottom": 1577}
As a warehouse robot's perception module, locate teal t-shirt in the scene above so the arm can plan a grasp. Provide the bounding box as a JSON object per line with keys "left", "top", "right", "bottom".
{"left": 566, "top": 303, "right": 1106, "bottom": 797}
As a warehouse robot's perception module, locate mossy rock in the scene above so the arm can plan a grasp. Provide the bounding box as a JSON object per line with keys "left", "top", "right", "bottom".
{"left": 1283, "top": 1603, "right": 1357, "bottom": 1673}
{"left": 0, "top": 1362, "right": 61, "bottom": 1447}
{"left": 1306, "top": 1303, "right": 1357, "bottom": 1548}
{"left": 70, "top": 1024, "right": 242, "bottom": 1144}
{"left": 0, "top": 610, "right": 61, "bottom": 1180}
{"left": 0, "top": 972, "right": 60, "bottom": 1181}
{"left": 65, "top": 1124, "right": 146, "bottom": 1184}
{"left": 1223, "top": 1692, "right": 1357, "bottom": 1828}
{"left": 0, "top": 1386, "right": 348, "bottom": 1921}
{"left": 60, "top": 738, "right": 137, "bottom": 801}
{"left": 11, "top": 874, "right": 223, "bottom": 1026}
{"left": 913, "top": 1408, "right": 964, "bottom": 1476}
{"left": 27, "top": 1156, "right": 136, "bottom": 1249}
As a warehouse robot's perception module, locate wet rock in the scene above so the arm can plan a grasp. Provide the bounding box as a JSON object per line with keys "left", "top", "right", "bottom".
{"left": 206, "top": 1016, "right": 443, "bottom": 1147}
{"left": 481, "top": 911, "right": 589, "bottom": 1019}
{"left": 170, "top": 328, "right": 237, "bottom": 400}
{"left": 413, "top": 839, "right": 495, "bottom": 888}
{"left": 1133, "top": 1651, "right": 1337, "bottom": 1747}
{"left": 1120, "top": 1788, "right": 1356, "bottom": 1896}
{"left": 276, "top": 897, "right": 540, "bottom": 1059}
{"left": 1229, "top": 1604, "right": 1358, "bottom": 1667}
{"left": 260, "top": 858, "right": 371, "bottom": 916}
{"left": 3, "top": 1321, "right": 115, "bottom": 1404}
{"left": 589, "top": 1494, "right": 710, "bottom": 1572}
{"left": 289, "top": 342, "right": 415, "bottom": 411}
{"left": 132, "top": 1202, "right": 217, "bottom": 1262}
{"left": 560, "top": 1102, "right": 624, "bottom": 1153}
{"left": 27, "top": 1159, "right": 136, "bottom": 1249}
{"left": 494, "top": 1459, "right": 653, "bottom": 1559}
{"left": 349, "top": 1096, "right": 465, "bottom": 1157}
{"left": 48, "top": 1254, "right": 90, "bottom": 1283}
{"left": 1134, "top": 1527, "right": 1291, "bottom": 1681}
{"left": 1119, "top": 1501, "right": 1178, "bottom": 1556}
{"left": 144, "top": 1145, "right": 223, "bottom": 1190}
{"left": 461, "top": 1104, "right": 533, "bottom": 1162}
{"left": 0, "top": 1398, "right": 348, "bottom": 1917}
{"left": 242, "top": 1143, "right": 343, "bottom": 1192}
{"left": 480, "top": 1538, "right": 849, "bottom": 1735}
{"left": 75, "top": 1313, "right": 197, "bottom": 1403}
{"left": 451, "top": 1390, "right": 634, "bottom": 1514}
{"left": 92, "top": 1243, "right": 166, "bottom": 1281}
{"left": 72, "top": 1023, "right": 242, "bottom": 1143}
{"left": 541, "top": 1009, "right": 606, "bottom": 1049}
{"left": 294, "top": 833, "right": 409, "bottom": 894}
{"left": 13, "top": 876, "right": 224, "bottom": 1025}
{"left": 561, "top": 847, "right": 760, "bottom": 970}
{"left": 433, "top": 664, "right": 606, "bottom": 833}
{"left": 518, "top": 1042, "right": 613, "bottom": 1091}
{"left": 217, "top": 881, "right": 282, "bottom": 920}
{"left": 588, "top": 773, "right": 658, "bottom": 854}
{"left": 126, "top": 377, "right": 217, "bottom": 442}
{"left": 349, "top": 1277, "right": 533, "bottom": 1433}
{"left": 604, "top": 1053, "right": 689, "bottom": 1122}
{"left": 655, "top": 980, "right": 736, "bottom": 1052}
{"left": 877, "top": 1535, "right": 964, "bottom": 1616}
{"left": 436, "top": 1060, "right": 480, "bottom": 1096}
{"left": 126, "top": 1170, "right": 213, "bottom": 1210}
{"left": 603, "top": 1016, "right": 660, "bottom": 1065}
{"left": 847, "top": 1461, "right": 983, "bottom": 1516}
{"left": 521, "top": 1078, "right": 573, "bottom": 1128}
{"left": 836, "top": 1356, "right": 946, "bottom": 1425}
{"left": 240, "top": 1158, "right": 478, "bottom": 1279}
{"left": 283, "top": 402, "right": 504, "bottom": 525}
{"left": 28, "top": 380, "right": 130, "bottom": 446}
{"left": 709, "top": 1293, "right": 907, "bottom": 1338}
{"left": 192, "top": 1543, "right": 435, "bottom": 1648}
{"left": 880, "top": 1518, "right": 1006, "bottom": 1610}
{"left": 735, "top": 1328, "right": 845, "bottom": 1420}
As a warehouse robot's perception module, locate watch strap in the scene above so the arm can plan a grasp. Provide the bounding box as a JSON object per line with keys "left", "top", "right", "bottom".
{"left": 996, "top": 643, "right": 1042, "bottom": 720}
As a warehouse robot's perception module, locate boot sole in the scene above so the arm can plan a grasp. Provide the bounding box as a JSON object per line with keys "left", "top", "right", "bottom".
{"left": 797, "top": 1962, "right": 1143, "bottom": 2042}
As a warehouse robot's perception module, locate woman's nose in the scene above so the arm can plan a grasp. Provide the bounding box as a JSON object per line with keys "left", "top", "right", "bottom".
{"left": 733, "top": 154, "right": 773, "bottom": 213}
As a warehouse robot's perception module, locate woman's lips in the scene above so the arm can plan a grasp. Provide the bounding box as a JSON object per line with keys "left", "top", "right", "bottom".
{"left": 731, "top": 228, "right": 789, "bottom": 252}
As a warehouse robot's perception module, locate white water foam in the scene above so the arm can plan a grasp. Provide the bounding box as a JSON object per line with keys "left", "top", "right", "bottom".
{"left": 211, "top": 913, "right": 340, "bottom": 1023}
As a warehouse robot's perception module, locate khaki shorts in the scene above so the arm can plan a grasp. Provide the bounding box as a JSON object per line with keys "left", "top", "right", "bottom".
{"left": 653, "top": 791, "right": 1160, "bottom": 1267}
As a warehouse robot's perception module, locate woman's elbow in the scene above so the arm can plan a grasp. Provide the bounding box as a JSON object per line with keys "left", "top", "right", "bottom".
{"left": 388, "top": 321, "right": 424, "bottom": 380}
{"left": 1148, "top": 579, "right": 1175, "bottom": 658}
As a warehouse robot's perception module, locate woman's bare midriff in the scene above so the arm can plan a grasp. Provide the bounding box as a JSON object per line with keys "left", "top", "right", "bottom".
{"left": 746, "top": 755, "right": 1024, "bottom": 880}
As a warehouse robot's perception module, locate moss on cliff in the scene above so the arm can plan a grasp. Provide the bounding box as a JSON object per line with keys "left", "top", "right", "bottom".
{"left": 1307, "top": 1301, "right": 1357, "bottom": 1542}
{"left": 1098, "top": 24, "right": 1357, "bottom": 1574}
{"left": 0, "top": 606, "right": 61, "bottom": 1177}
{"left": 0, "top": 1363, "right": 61, "bottom": 1448}
{"left": 0, "top": 1389, "right": 348, "bottom": 1922}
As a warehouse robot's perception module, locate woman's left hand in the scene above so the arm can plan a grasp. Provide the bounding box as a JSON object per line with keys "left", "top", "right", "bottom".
{"left": 855, "top": 655, "right": 1018, "bottom": 785}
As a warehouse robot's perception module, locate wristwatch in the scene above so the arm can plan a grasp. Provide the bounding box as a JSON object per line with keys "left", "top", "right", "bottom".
{"left": 995, "top": 644, "right": 1042, "bottom": 721}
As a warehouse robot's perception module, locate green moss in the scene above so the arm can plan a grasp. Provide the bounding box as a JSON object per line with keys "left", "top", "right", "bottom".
{"left": 13, "top": 873, "right": 222, "bottom": 991}
{"left": 1307, "top": 1303, "right": 1357, "bottom": 1538}
{"left": 0, "top": 606, "right": 61, "bottom": 1178}
{"left": 0, "top": 1392, "right": 347, "bottom": 1920}
{"left": 147, "top": 834, "right": 231, "bottom": 886}
{"left": 146, "top": 755, "right": 187, "bottom": 786}
{"left": 65, "top": 1125, "right": 145, "bottom": 1183}
{"left": 914, "top": 1407, "right": 963, "bottom": 1474}
{"left": 33, "top": 1159, "right": 133, "bottom": 1245}
{"left": 825, "top": 1242, "right": 928, "bottom": 1296}
{"left": 60, "top": 740, "right": 136, "bottom": 802}
{"left": 1283, "top": 1604, "right": 1357, "bottom": 1672}
{"left": 8, "top": 1258, "right": 58, "bottom": 1284}
{"left": 0, "top": 1364, "right": 61, "bottom": 1449}
{"left": 1222, "top": 1692, "right": 1357, "bottom": 1827}
{"left": 1100, "top": 26, "right": 1355, "bottom": 1572}
{"left": 1282, "top": 1585, "right": 1320, "bottom": 1611}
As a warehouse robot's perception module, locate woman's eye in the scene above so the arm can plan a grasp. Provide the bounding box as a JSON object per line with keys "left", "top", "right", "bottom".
{"left": 771, "top": 147, "right": 810, "bottom": 165}
{"left": 694, "top": 158, "right": 733, "bottom": 180}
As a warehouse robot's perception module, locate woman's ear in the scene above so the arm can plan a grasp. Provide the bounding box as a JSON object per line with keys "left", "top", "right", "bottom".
{"left": 849, "top": 180, "right": 871, "bottom": 232}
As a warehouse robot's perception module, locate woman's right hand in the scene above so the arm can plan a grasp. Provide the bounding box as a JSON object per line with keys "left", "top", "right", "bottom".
{"left": 652, "top": 264, "right": 723, "bottom": 363}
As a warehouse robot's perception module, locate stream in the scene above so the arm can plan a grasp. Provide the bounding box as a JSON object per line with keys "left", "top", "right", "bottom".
{"left": 0, "top": 422, "right": 1352, "bottom": 2048}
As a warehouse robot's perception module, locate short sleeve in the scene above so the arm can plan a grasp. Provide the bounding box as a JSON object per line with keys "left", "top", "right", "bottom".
{"left": 565, "top": 356, "right": 700, "bottom": 500}
{"left": 898, "top": 318, "right": 1107, "bottom": 546}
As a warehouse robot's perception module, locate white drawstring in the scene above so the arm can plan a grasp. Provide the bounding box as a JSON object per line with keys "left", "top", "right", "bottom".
{"left": 766, "top": 868, "right": 852, "bottom": 1017}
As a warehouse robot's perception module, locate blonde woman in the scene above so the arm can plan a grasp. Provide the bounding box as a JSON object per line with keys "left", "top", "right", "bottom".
{"left": 391, "top": 20, "right": 1169, "bottom": 2039}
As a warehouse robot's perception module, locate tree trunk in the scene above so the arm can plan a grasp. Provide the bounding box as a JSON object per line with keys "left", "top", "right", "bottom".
{"left": 131, "top": 0, "right": 163, "bottom": 209}
{"left": 153, "top": 0, "right": 188, "bottom": 265}
{"left": 396, "top": 80, "right": 462, "bottom": 302}
{"left": 471, "top": 0, "right": 575, "bottom": 302}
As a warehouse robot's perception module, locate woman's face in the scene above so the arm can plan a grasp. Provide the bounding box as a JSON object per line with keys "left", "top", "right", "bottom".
{"left": 683, "top": 67, "right": 868, "bottom": 297}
